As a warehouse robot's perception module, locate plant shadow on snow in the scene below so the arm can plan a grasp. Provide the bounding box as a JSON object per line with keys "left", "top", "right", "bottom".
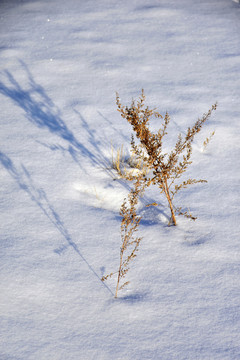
{"left": 117, "top": 292, "right": 148, "bottom": 303}
{"left": 183, "top": 234, "right": 209, "bottom": 247}
{"left": 97, "top": 110, "right": 130, "bottom": 144}
{"left": 0, "top": 60, "right": 110, "bottom": 172}
{"left": 140, "top": 206, "right": 170, "bottom": 227}
{"left": 106, "top": 291, "right": 148, "bottom": 305}
{"left": 0, "top": 151, "right": 114, "bottom": 296}
{"left": 72, "top": 107, "right": 114, "bottom": 170}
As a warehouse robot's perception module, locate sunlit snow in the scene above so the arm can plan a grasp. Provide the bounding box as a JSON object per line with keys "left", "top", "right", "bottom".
{"left": 0, "top": 0, "right": 240, "bottom": 359}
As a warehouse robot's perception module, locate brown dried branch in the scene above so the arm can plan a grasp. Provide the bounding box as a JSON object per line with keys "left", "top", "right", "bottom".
{"left": 116, "top": 90, "right": 217, "bottom": 225}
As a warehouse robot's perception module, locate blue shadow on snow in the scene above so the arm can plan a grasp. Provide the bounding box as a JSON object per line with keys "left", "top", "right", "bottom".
{"left": 0, "top": 151, "right": 113, "bottom": 296}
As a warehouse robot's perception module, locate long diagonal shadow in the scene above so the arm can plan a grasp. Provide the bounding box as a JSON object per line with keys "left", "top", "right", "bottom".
{"left": 0, "top": 151, "right": 113, "bottom": 296}
{"left": 0, "top": 61, "right": 109, "bottom": 170}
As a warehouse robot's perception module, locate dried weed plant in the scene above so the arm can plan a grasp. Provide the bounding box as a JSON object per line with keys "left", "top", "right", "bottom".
{"left": 102, "top": 90, "right": 217, "bottom": 297}
{"left": 101, "top": 175, "right": 144, "bottom": 298}
{"left": 116, "top": 90, "right": 217, "bottom": 226}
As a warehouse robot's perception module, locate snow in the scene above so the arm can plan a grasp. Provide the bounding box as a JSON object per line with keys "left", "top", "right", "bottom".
{"left": 0, "top": 0, "right": 240, "bottom": 359}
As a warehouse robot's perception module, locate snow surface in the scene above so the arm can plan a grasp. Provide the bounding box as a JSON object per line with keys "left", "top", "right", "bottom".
{"left": 0, "top": 0, "right": 240, "bottom": 359}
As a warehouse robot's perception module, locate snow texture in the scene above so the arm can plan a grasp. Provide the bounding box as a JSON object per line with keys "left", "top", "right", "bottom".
{"left": 0, "top": 0, "right": 240, "bottom": 359}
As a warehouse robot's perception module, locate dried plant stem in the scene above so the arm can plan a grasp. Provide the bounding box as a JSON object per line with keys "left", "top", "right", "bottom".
{"left": 115, "top": 249, "right": 124, "bottom": 298}
{"left": 102, "top": 176, "right": 144, "bottom": 298}
{"left": 162, "top": 178, "right": 177, "bottom": 226}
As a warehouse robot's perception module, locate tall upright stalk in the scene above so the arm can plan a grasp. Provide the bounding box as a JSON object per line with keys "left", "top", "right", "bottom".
{"left": 102, "top": 176, "right": 143, "bottom": 298}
